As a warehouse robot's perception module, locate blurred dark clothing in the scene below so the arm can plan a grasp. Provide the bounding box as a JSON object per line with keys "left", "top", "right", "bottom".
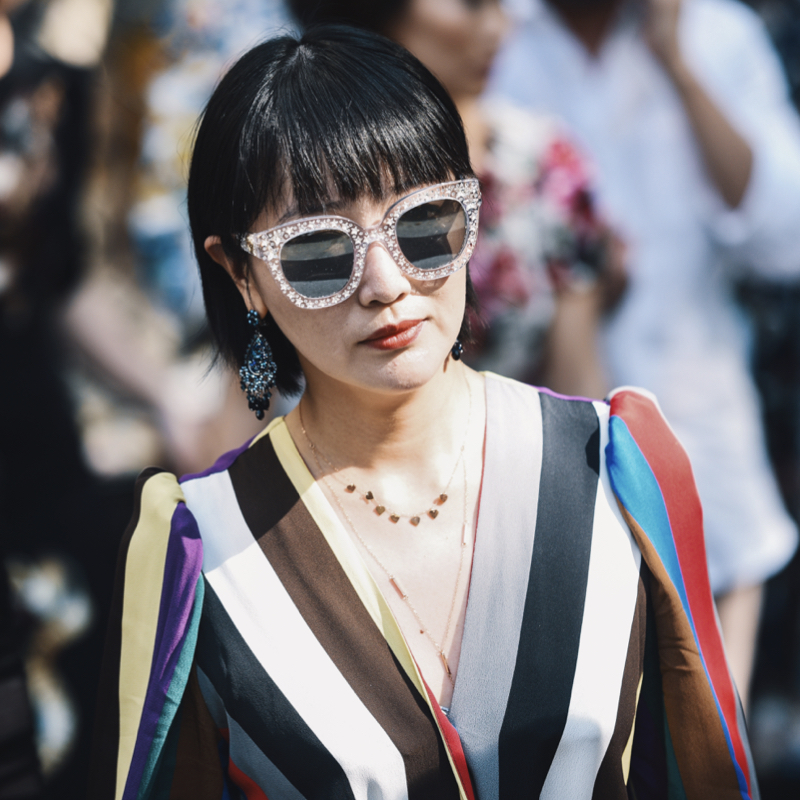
{"left": 0, "top": 30, "right": 131, "bottom": 800}
{"left": 0, "top": 564, "right": 43, "bottom": 800}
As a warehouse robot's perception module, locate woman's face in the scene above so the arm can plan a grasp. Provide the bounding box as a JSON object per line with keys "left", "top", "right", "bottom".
{"left": 386, "top": 0, "right": 508, "bottom": 101}
{"left": 213, "top": 188, "right": 468, "bottom": 398}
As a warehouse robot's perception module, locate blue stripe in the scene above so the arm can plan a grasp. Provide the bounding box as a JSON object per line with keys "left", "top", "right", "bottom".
{"left": 606, "top": 416, "right": 691, "bottom": 614}
{"left": 606, "top": 415, "right": 750, "bottom": 799}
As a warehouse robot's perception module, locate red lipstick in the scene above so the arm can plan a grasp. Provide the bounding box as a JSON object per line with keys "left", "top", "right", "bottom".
{"left": 362, "top": 319, "right": 424, "bottom": 350}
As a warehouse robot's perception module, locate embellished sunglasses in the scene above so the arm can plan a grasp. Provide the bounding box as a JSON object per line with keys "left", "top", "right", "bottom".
{"left": 238, "top": 179, "right": 482, "bottom": 309}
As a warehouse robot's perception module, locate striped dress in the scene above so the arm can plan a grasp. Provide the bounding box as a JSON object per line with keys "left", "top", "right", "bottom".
{"left": 88, "top": 374, "right": 758, "bottom": 800}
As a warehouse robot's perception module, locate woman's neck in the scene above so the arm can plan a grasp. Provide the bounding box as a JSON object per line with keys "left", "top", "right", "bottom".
{"left": 289, "top": 360, "right": 474, "bottom": 474}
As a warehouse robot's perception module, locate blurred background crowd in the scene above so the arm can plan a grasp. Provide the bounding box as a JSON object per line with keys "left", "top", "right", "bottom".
{"left": 2, "top": 0, "right": 800, "bottom": 796}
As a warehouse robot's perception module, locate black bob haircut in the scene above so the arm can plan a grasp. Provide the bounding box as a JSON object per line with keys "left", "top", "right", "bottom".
{"left": 187, "top": 25, "right": 477, "bottom": 398}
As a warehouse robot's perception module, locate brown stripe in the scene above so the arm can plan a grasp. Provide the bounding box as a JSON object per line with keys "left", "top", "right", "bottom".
{"left": 228, "top": 434, "right": 460, "bottom": 800}
{"left": 169, "top": 666, "right": 226, "bottom": 799}
{"left": 592, "top": 564, "right": 648, "bottom": 799}
{"left": 87, "top": 467, "right": 165, "bottom": 800}
{"left": 618, "top": 504, "right": 743, "bottom": 799}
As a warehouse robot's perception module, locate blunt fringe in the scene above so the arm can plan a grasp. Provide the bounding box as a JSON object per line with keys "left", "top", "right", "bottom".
{"left": 188, "top": 25, "right": 476, "bottom": 396}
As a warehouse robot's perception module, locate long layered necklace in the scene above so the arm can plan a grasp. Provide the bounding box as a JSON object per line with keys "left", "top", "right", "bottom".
{"left": 298, "top": 386, "right": 473, "bottom": 684}
{"left": 305, "top": 388, "right": 472, "bottom": 526}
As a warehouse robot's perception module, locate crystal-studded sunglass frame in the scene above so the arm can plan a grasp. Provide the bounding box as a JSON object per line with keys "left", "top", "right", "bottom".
{"left": 237, "top": 178, "right": 482, "bottom": 310}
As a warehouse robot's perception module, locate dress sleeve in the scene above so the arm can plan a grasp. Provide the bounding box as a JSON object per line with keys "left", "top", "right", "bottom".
{"left": 87, "top": 468, "right": 223, "bottom": 800}
{"left": 605, "top": 388, "right": 759, "bottom": 800}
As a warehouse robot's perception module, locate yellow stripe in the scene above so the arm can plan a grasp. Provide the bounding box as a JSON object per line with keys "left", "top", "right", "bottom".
{"left": 115, "top": 472, "right": 185, "bottom": 800}
{"left": 270, "top": 419, "right": 470, "bottom": 800}
{"left": 248, "top": 415, "right": 283, "bottom": 449}
{"left": 622, "top": 671, "right": 644, "bottom": 784}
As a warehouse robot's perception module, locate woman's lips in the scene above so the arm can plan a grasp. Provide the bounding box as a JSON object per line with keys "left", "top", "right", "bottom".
{"left": 361, "top": 319, "right": 425, "bottom": 350}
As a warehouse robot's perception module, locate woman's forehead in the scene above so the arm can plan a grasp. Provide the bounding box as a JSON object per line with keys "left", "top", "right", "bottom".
{"left": 261, "top": 169, "right": 417, "bottom": 227}
{"left": 255, "top": 187, "right": 413, "bottom": 231}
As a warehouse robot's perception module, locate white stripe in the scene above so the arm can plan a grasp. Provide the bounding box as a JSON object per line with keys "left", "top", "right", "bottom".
{"left": 182, "top": 471, "right": 409, "bottom": 800}
{"left": 540, "top": 401, "right": 642, "bottom": 799}
{"left": 448, "top": 375, "right": 544, "bottom": 800}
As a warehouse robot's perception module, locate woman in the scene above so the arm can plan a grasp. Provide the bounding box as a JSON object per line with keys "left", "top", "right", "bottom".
{"left": 290, "top": 0, "right": 626, "bottom": 399}
{"left": 89, "top": 27, "right": 756, "bottom": 800}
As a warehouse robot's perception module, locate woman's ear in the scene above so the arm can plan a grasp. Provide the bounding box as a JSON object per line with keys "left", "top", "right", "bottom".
{"left": 204, "top": 235, "right": 268, "bottom": 317}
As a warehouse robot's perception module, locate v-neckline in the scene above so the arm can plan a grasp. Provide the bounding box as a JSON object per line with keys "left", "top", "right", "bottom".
{"left": 266, "top": 378, "right": 490, "bottom": 711}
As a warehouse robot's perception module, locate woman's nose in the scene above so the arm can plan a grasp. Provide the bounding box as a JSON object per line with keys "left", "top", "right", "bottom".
{"left": 356, "top": 240, "right": 412, "bottom": 306}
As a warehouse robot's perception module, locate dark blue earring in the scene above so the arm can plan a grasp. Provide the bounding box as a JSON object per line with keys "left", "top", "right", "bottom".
{"left": 240, "top": 309, "right": 277, "bottom": 420}
{"left": 451, "top": 339, "right": 464, "bottom": 361}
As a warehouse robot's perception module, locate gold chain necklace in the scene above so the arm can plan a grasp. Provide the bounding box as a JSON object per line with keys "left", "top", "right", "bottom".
{"left": 301, "top": 386, "right": 472, "bottom": 526}
{"left": 297, "top": 382, "right": 474, "bottom": 684}
{"left": 308, "top": 445, "right": 469, "bottom": 685}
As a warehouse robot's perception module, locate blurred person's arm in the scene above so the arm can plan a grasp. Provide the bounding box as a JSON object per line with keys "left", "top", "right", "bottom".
{"left": 649, "top": 0, "right": 800, "bottom": 278}
{"left": 540, "top": 286, "right": 608, "bottom": 399}
{"left": 541, "top": 226, "right": 627, "bottom": 400}
{"left": 646, "top": 0, "right": 752, "bottom": 209}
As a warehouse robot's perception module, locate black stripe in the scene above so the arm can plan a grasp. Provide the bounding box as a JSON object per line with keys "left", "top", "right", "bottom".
{"left": 498, "top": 393, "right": 600, "bottom": 797}
{"left": 197, "top": 581, "right": 357, "bottom": 800}
{"left": 228, "top": 434, "right": 299, "bottom": 533}
{"left": 228, "top": 435, "right": 460, "bottom": 800}
{"left": 628, "top": 584, "right": 669, "bottom": 800}
{"left": 87, "top": 466, "right": 164, "bottom": 800}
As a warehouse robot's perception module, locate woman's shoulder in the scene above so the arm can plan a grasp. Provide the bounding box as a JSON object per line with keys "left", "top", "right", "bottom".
{"left": 603, "top": 386, "right": 713, "bottom": 632}
{"left": 604, "top": 385, "right": 699, "bottom": 493}
{"left": 483, "top": 375, "right": 692, "bottom": 480}
{"left": 176, "top": 416, "right": 290, "bottom": 510}
{"left": 172, "top": 415, "right": 304, "bottom": 564}
{"left": 179, "top": 417, "right": 283, "bottom": 490}
{"left": 124, "top": 466, "right": 190, "bottom": 552}
{"left": 120, "top": 466, "right": 204, "bottom": 589}
{"left": 123, "top": 417, "right": 285, "bottom": 558}
{"left": 483, "top": 372, "right": 606, "bottom": 411}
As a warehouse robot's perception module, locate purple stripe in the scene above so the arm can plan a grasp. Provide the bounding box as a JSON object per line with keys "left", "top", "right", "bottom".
{"left": 535, "top": 385, "right": 601, "bottom": 405}
{"left": 180, "top": 434, "right": 257, "bottom": 483}
{"left": 123, "top": 503, "right": 204, "bottom": 798}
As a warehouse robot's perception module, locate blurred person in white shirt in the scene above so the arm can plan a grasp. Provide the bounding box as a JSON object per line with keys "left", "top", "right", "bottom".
{"left": 492, "top": 0, "right": 800, "bottom": 708}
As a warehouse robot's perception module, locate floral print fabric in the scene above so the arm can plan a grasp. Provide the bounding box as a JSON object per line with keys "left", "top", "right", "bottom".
{"left": 468, "top": 100, "right": 608, "bottom": 381}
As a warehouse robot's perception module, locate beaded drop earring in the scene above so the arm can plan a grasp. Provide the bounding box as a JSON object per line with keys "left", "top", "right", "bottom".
{"left": 240, "top": 309, "right": 277, "bottom": 420}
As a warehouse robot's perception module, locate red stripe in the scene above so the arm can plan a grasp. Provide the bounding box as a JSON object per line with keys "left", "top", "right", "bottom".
{"left": 228, "top": 758, "right": 271, "bottom": 800}
{"left": 610, "top": 390, "right": 751, "bottom": 790}
{"left": 420, "top": 681, "right": 476, "bottom": 800}
{"left": 218, "top": 728, "right": 271, "bottom": 800}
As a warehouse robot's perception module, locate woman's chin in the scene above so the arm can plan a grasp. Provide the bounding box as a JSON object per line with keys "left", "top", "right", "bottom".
{"left": 347, "top": 344, "right": 454, "bottom": 396}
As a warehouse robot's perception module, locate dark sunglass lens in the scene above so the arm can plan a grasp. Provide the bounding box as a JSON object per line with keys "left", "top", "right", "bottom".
{"left": 280, "top": 230, "right": 354, "bottom": 298}
{"left": 396, "top": 199, "right": 467, "bottom": 271}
